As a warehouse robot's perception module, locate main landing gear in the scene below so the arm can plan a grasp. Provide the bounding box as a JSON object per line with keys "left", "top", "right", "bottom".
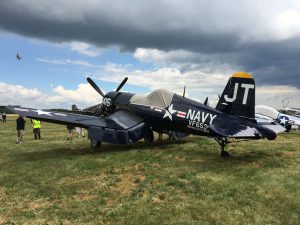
{"left": 91, "top": 139, "right": 101, "bottom": 151}
{"left": 144, "top": 130, "right": 154, "bottom": 143}
{"left": 215, "top": 138, "right": 230, "bottom": 157}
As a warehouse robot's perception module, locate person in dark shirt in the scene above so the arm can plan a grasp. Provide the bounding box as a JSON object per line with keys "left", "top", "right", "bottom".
{"left": 16, "top": 115, "right": 26, "bottom": 143}
{"left": 2, "top": 113, "right": 6, "bottom": 123}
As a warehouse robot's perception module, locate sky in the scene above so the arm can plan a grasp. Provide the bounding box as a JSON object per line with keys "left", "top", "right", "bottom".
{"left": 0, "top": 0, "right": 299, "bottom": 110}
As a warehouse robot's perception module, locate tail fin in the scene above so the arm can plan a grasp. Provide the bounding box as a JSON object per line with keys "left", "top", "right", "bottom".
{"left": 216, "top": 72, "right": 255, "bottom": 119}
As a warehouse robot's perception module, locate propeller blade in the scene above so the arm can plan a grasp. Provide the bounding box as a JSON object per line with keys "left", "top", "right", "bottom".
{"left": 115, "top": 77, "right": 128, "bottom": 92}
{"left": 87, "top": 77, "right": 105, "bottom": 97}
{"left": 183, "top": 86, "right": 186, "bottom": 98}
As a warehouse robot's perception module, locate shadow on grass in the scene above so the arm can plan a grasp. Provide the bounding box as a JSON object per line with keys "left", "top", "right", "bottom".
{"left": 10, "top": 137, "right": 286, "bottom": 172}
{"left": 11, "top": 139, "right": 190, "bottom": 162}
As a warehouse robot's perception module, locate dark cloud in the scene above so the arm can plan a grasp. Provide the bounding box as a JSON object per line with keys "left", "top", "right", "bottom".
{"left": 0, "top": 1, "right": 241, "bottom": 52}
{"left": 0, "top": 0, "right": 300, "bottom": 88}
{"left": 235, "top": 38, "right": 300, "bottom": 87}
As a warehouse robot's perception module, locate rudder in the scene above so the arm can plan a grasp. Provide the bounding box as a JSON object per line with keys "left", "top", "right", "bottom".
{"left": 216, "top": 72, "right": 255, "bottom": 119}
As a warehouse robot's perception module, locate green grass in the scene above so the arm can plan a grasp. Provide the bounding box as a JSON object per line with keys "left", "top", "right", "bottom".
{"left": 0, "top": 115, "right": 299, "bottom": 225}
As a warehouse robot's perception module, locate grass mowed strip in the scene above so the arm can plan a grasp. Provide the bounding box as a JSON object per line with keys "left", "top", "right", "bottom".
{"left": 0, "top": 115, "right": 299, "bottom": 224}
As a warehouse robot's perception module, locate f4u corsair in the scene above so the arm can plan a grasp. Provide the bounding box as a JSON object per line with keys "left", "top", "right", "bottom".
{"left": 8, "top": 72, "right": 284, "bottom": 157}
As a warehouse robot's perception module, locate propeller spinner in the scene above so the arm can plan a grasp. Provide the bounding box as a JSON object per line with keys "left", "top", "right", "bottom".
{"left": 86, "top": 76, "right": 128, "bottom": 115}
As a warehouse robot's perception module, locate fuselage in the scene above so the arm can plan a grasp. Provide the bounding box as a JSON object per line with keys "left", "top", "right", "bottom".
{"left": 103, "top": 90, "right": 253, "bottom": 137}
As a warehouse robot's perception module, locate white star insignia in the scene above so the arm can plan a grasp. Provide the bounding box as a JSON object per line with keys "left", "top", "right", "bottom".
{"left": 32, "top": 109, "right": 53, "bottom": 116}
{"left": 279, "top": 116, "right": 287, "bottom": 124}
{"left": 163, "top": 104, "right": 177, "bottom": 121}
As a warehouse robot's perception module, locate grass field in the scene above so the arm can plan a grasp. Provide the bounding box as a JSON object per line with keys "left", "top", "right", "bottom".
{"left": 0, "top": 115, "right": 299, "bottom": 225}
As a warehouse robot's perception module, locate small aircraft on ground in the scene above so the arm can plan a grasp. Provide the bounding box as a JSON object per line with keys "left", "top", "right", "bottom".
{"left": 256, "top": 105, "right": 300, "bottom": 131}
{"left": 281, "top": 107, "right": 300, "bottom": 117}
{"left": 7, "top": 72, "right": 284, "bottom": 157}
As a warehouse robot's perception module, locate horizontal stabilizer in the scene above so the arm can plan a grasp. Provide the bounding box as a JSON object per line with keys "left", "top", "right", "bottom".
{"left": 258, "top": 123, "right": 286, "bottom": 134}
{"left": 209, "top": 124, "right": 262, "bottom": 139}
{"left": 209, "top": 121, "right": 280, "bottom": 140}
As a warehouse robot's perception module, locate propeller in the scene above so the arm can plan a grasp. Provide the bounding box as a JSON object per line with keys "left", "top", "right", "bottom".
{"left": 183, "top": 86, "right": 186, "bottom": 98}
{"left": 116, "top": 77, "right": 128, "bottom": 92}
{"left": 87, "top": 77, "right": 105, "bottom": 97}
{"left": 86, "top": 76, "right": 128, "bottom": 116}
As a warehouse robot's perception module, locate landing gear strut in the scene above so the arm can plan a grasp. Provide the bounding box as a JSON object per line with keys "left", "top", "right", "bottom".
{"left": 91, "top": 139, "right": 102, "bottom": 151}
{"left": 215, "top": 138, "right": 230, "bottom": 157}
{"left": 144, "top": 130, "right": 154, "bottom": 143}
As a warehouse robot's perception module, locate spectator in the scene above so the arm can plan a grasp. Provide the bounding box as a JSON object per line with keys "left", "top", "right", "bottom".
{"left": 31, "top": 119, "right": 41, "bottom": 140}
{"left": 16, "top": 115, "right": 26, "bottom": 144}
{"left": 2, "top": 113, "right": 6, "bottom": 123}
{"left": 75, "top": 127, "right": 85, "bottom": 138}
{"left": 67, "top": 124, "right": 75, "bottom": 140}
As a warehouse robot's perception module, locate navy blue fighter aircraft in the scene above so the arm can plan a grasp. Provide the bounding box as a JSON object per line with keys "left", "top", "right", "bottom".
{"left": 7, "top": 72, "right": 283, "bottom": 157}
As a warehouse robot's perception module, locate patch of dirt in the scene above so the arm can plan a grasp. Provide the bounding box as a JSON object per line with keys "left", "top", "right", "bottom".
{"left": 250, "top": 161, "right": 263, "bottom": 168}
{"left": 281, "top": 151, "right": 296, "bottom": 158}
{"left": 106, "top": 199, "right": 116, "bottom": 206}
{"left": 152, "top": 162, "right": 161, "bottom": 168}
{"left": 134, "top": 163, "right": 146, "bottom": 171}
{"left": 27, "top": 199, "right": 52, "bottom": 210}
{"left": 151, "top": 192, "right": 166, "bottom": 203}
{"left": 175, "top": 156, "right": 186, "bottom": 162}
{"left": 109, "top": 173, "right": 146, "bottom": 196}
{"left": 0, "top": 186, "right": 5, "bottom": 199}
{"left": 73, "top": 191, "right": 97, "bottom": 201}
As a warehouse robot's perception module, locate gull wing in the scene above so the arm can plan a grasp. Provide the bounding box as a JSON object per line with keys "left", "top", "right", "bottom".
{"left": 7, "top": 106, "right": 150, "bottom": 144}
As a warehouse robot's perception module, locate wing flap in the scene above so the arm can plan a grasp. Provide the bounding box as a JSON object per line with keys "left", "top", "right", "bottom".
{"left": 259, "top": 123, "right": 286, "bottom": 134}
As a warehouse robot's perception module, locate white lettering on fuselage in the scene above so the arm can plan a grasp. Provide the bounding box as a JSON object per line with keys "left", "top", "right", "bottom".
{"left": 186, "top": 109, "right": 217, "bottom": 124}
{"left": 185, "top": 109, "right": 217, "bottom": 132}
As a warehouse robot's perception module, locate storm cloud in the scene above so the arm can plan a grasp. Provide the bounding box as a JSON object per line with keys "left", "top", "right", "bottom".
{"left": 0, "top": 0, "right": 300, "bottom": 88}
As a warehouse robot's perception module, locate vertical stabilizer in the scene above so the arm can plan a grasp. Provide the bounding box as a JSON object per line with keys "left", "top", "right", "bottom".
{"left": 216, "top": 72, "right": 255, "bottom": 119}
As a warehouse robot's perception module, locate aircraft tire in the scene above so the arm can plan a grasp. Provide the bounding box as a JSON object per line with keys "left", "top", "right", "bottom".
{"left": 285, "top": 124, "right": 292, "bottom": 132}
{"left": 221, "top": 150, "right": 230, "bottom": 157}
{"left": 91, "top": 139, "right": 102, "bottom": 150}
{"left": 144, "top": 131, "right": 154, "bottom": 143}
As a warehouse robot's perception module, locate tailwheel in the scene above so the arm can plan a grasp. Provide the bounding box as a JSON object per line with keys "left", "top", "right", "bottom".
{"left": 91, "top": 139, "right": 102, "bottom": 151}
{"left": 215, "top": 137, "right": 230, "bottom": 157}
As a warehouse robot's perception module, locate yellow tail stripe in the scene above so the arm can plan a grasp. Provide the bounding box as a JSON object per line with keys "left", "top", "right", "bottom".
{"left": 231, "top": 72, "right": 253, "bottom": 79}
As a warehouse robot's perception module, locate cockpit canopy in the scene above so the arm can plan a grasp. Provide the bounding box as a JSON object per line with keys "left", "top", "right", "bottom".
{"left": 130, "top": 89, "right": 174, "bottom": 109}
{"left": 255, "top": 105, "right": 279, "bottom": 119}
